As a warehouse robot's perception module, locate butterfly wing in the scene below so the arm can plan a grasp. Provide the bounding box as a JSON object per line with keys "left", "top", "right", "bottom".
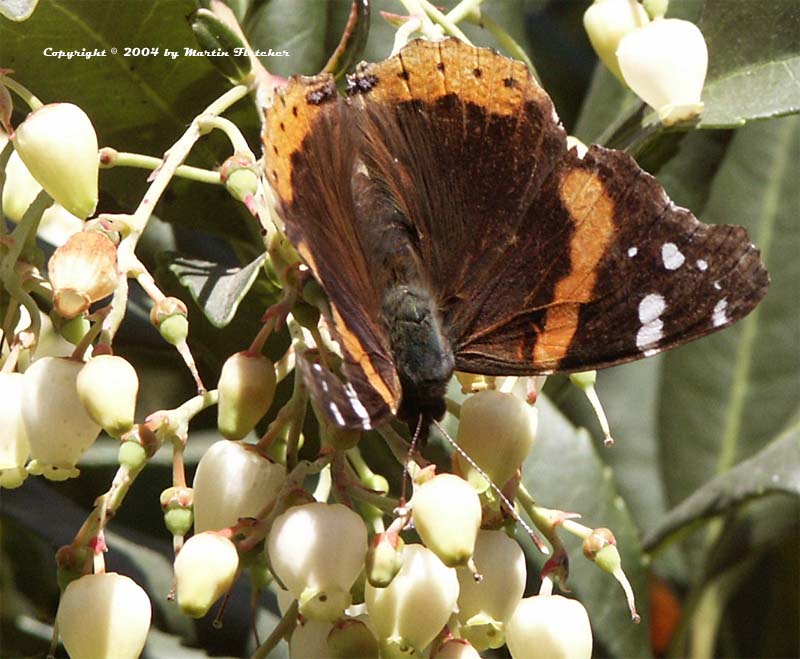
{"left": 348, "top": 38, "right": 768, "bottom": 375}
{"left": 264, "top": 75, "right": 401, "bottom": 427}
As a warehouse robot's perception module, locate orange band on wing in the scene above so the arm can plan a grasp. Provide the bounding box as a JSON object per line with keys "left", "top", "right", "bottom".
{"left": 533, "top": 169, "right": 615, "bottom": 365}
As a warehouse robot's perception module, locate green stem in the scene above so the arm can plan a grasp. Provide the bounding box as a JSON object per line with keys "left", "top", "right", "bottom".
{"left": 197, "top": 115, "right": 253, "bottom": 156}
{"left": 251, "top": 599, "right": 298, "bottom": 659}
{"left": 0, "top": 75, "right": 43, "bottom": 111}
{"left": 446, "top": 0, "right": 483, "bottom": 24}
{"left": 416, "top": 0, "right": 472, "bottom": 42}
{"left": 100, "top": 149, "right": 222, "bottom": 185}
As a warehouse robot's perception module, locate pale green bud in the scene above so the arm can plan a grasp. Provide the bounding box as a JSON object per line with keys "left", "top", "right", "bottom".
{"left": 174, "top": 531, "right": 239, "bottom": 618}
{"left": 77, "top": 354, "right": 139, "bottom": 437}
{"left": 217, "top": 351, "right": 276, "bottom": 439}
{"left": 411, "top": 473, "right": 481, "bottom": 568}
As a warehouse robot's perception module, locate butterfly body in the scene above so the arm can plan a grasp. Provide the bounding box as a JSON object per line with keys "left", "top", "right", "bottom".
{"left": 263, "top": 38, "right": 768, "bottom": 432}
{"left": 382, "top": 283, "right": 454, "bottom": 425}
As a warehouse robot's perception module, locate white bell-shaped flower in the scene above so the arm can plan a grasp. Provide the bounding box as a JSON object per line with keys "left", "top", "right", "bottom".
{"left": 174, "top": 531, "right": 239, "bottom": 618}
{"left": 505, "top": 595, "right": 593, "bottom": 659}
{"left": 365, "top": 544, "right": 459, "bottom": 657}
{"left": 3, "top": 149, "right": 44, "bottom": 222}
{"left": 411, "top": 473, "right": 482, "bottom": 568}
{"left": 22, "top": 357, "right": 101, "bottom": 480}
{"left": 617, "top": 18, "right": 708, "bottom": 125}
{"left": 268, "top": 502, "right": 368, "bottom": 621}
{"left": 57, "top": 572, "right": 152, "bottom": 659}
{"left": 12, "top": 102, "right": 99, "bottom": 219}
{"left": 456, "top": 530, "right": 527, "bottom": 650}
{"left": 193, "top": 439, "right": 285, "bottom": 532}
{"left": 0, "top": 372, "right": 30, "bottom": 488}
{"left": 455, "top": 390, "right": 537, "bottom": 492}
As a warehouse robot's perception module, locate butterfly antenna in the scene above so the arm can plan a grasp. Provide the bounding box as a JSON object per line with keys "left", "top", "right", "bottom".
{"left": 432, "top": 418, "right": 549, "bottom": 556}
{"left": 400, "top": 415, "right": 425, "bottom": 507}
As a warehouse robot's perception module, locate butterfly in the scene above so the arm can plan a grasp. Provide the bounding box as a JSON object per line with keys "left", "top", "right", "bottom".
{"left": 263, "top": 38, "right": 768, "bottom": 433}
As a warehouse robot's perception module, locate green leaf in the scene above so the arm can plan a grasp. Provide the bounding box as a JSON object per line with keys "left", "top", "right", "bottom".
{"left": 644, "top": 425, "right": 800, "bottom": 550}
{"left": 522, "top": 396, "right": 651, "bottom": 659}
{"left": 659, "top": 115, "right": 800, "bottom": 510}
{"left": 165, "top": 252, "right": 267, "bottom": 328}
{"left": 699, "top": 0, "right": 800, "bottom": 127}
{"left": 573, "top": 65, "right": 639, "bottom": 145}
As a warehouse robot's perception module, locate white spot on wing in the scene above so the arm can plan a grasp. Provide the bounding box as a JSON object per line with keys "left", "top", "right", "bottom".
{"left": 713, "top": 299, "right": 729, "bottom": 327}
{"left": 636, "top": 293, "right": 667, "bottom": 352}
{"left": 344, "top": 382, "right": 372, "bottom": 430}
{"left": 713, "top": 281, "right": 722, "bottom": 290}
{"left": 662, "top": 242, "right": 685, "bottom": 270}
{"left": 696, "top": 259, "right": 708, "bottom": 271}
{"left": 328, "top": 401, "right": 345, "bottom": 426}
{"left": 628, "top": 247, "right": 638, "bottom": 258}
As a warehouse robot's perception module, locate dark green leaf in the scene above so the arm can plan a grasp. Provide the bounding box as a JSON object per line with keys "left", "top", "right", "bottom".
{"left": 522, "top": 396, "right": 652, "bottom": 659}
{"left": 573, "top": 64, "right": 640, "bottom": 145}
{"left": 659, "top": 115, "right": 800, "bottom": 510}
{"left": 645, "top": 425, "right": 800, "bottom": 550}
{"left": 165, "top": 252, "right": 267, "bottom": 328}
{"left": 699, "top": 0, "right": 800, "bottom": 127}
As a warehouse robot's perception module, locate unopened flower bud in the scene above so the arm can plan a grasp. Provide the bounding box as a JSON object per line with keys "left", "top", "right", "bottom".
{"left": 583, "top": 0, "right": 649, "bottom": 81}
{"left": 455, "top": 390, "right": 537, "bottom": 492}
{"left": 456, "top": 530, "right": 526, "bottom": 651}
{"left": 366, "top": 532, "right": 405, "bottom": 588}
{"left": 13, "top": 103, "right": 99, "bottom": 219}
{"left": 268, "top": 502, "right": 368, "bottom": 621}
{"left": 365, "top": 544, "right": 459, "bottom": 657}
{"left": 582, "top": 527, "right": 639, "bottom": 621}
{"left": 161, "top": 486, "right": 194, "bottom": 537}
{"left": 174, "top": 531, "right": 239, "bottom": 618}
{"left": 150, "top": 297, "right": 189, "bottom": 345}
{"left": 0, "top": 372, "right": 29, "bottom": 489}
{"left": 617, "top": 18, "right": 708, "bottom": 125}
{"left": 219, "top": 154, "right": 259, "bottom": 204}
{"left": 412, "top": 473, "right": 481, "bottom": 568}
{"left": 57, "top": 572, "right": 152, "bottom": 659}
{"left": 48, "top": 231, "right": 118, "bottom": 318}
{"left": 76, "top": 354, "right": 139, "bottom": 437}
{"left": 22, "top": 357, "right": 101, "bottom": 480}
{"left": 193, "top": 440, "right": 285, "bottom": 532}
{"left": 59, "top": 315, "right": 90, "bottom": 345}
{"left": 217, "top": 351, "right": 276, "bottom": 439}
{"left": 118, "top": 439, "right": 148, "bottom": 471}
{"left": 505, "top": 595, "right": 592, "bottom": 659}
{"left": 327, "top": 618, "right": 379, "bottom": 658}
